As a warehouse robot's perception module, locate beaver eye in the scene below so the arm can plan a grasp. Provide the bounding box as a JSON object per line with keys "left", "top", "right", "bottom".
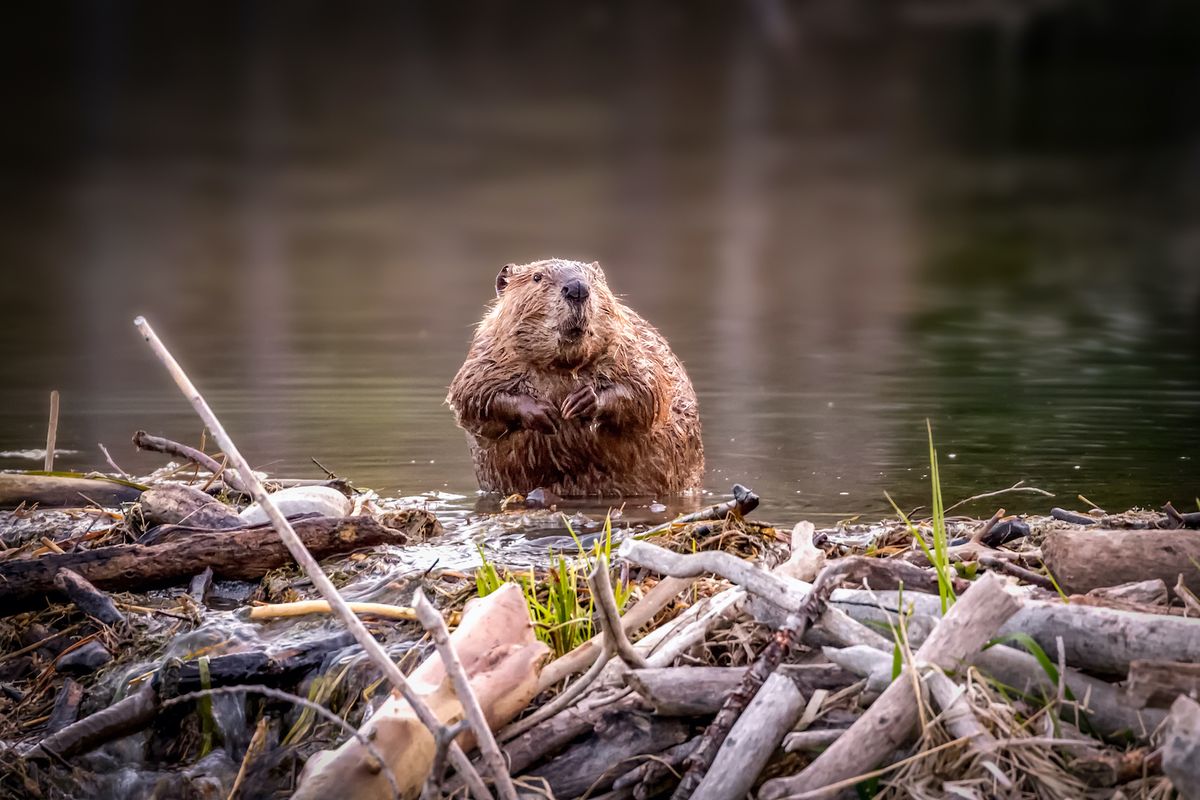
{"left": 532, "top": 273, "right": 543, "bottom": 283}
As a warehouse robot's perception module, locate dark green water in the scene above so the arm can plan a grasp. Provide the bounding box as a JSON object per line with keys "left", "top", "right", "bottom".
{"left": 1, "top": 2, "right": 1198, "bottom": 522}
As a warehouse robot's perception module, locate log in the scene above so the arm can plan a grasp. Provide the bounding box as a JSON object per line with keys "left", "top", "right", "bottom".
{"left": 1042, "top": 529, "right": 1200, "bottom": 597}
{"left": 0, "top": 473, "right": 144, "bottom": 509}
{"left": 624, "top": 665, "right": 855, "bottom": 717}
{"left": 0, "top": 514, "right": 431, "bottom": 610}
{"left": 1125, "top": 660, "right": 1200, "bottom": 709}
{"left": 1163, "top": 696, "right": 1200, "bottom": 800}
{"left": 759, "top": 573, "right": 1019, "bottom": 799}
{"left": 831, "top": 589, "right": 1200, "bottom": 676}
{"left": 523, "top": 709, "right": 692, "bottom": 799}
{"left": 690, "top": 672, "right": 805, "bottom": 800}
{"left": 295, "top": 584, "right": 549, "bottom": 800}
{"left": 138, "top": 483, "right": 241, "bottom": 530}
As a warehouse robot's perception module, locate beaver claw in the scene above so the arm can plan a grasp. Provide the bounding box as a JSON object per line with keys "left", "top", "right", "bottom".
{"left": 561, "top": 385, "right": 600, "bottom": 421}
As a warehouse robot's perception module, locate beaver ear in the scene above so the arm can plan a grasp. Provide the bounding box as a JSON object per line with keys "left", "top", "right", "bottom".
{"left": 495, "top": 264, "right": 514, "bottom": 297}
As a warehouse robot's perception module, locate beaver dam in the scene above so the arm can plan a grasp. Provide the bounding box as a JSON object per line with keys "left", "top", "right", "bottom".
{"left": 1, "top": 322, "right": 1199, "bottom": 800}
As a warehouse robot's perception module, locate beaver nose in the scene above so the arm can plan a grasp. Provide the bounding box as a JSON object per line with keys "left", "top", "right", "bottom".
{"left": 562, "top": 279, "right": 589, "bottom": 303}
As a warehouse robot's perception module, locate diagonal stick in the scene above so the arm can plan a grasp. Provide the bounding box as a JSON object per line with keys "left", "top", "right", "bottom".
{"left": 133, "top": 316, "right": 490, "bottom": 800}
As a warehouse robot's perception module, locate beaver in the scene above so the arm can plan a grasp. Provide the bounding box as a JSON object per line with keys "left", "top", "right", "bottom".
{"left": 447, "top": 259, "right": 704, "bottom": 497}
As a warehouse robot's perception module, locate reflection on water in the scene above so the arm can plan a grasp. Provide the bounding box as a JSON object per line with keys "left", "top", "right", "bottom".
{"left": 1, "top": 2, "right": 1198, "bottom": 523}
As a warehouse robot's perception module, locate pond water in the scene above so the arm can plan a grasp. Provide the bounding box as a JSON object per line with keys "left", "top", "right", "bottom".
{"left": 2, "top": 3, "right": 1198, "bottom": 526}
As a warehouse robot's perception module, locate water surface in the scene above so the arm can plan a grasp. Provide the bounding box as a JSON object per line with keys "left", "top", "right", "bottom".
{"left": 2, "top": 3, "right": 1198, "bottom": 523}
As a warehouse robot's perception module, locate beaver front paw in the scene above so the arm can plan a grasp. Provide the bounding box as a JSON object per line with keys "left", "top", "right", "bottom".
{"left": 561, "top": 385, "right": 599, "bottom": 421}
{"left": 513, "top": 396, "right": 560, "bottom": 434}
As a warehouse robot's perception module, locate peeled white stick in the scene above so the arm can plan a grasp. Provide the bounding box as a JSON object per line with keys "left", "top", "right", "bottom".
{"left": 133, "top": 317, "right": 488, "bottom": 800}
{"left": 413, "top": 590, "right": 517, "bottom": 800}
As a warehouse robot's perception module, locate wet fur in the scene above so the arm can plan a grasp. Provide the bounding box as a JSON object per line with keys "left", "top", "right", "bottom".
{"left": 447, "top": 259, "right": 704, "bottom": 496}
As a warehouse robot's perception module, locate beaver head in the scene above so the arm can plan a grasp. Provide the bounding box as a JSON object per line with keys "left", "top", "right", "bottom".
{"left": 487, "top": 259, "right": 620, "bottom": 369}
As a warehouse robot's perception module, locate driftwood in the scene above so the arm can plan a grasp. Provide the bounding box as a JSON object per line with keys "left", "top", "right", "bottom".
{"left": 1163, "top": 696, "right": 1200, "bottom": 799}
{"left": 138, "top": 482, "right": 241, "bottom": 529}
{"left": 1042, "top": 529, "right": 1200, "bottom": 597}
{"left": 0, "top": 473, "right": 144, "bottom": 509}
{"left": 1125, "top": 660, "right": 1200, "bottom": 708}
{"left": 624, "top": 664, "right": 854, "bottom": 717}
{"left": 0, "top": 514, "right": 430, "bottom": 609}
{"left": 689, "top": 672, "right": 804, "bottom": 800}
{"left": 831, "top": 589, "right": 1200, "bottom": 676}
{"left": 150, "top": 316, "right": 490, "bottom": 800}
{"left": 524, "top": 709, "right": 693, "bottom": 799}
{"left": 759, "top": 573, "right": 1019, "bottom": 800}
{"left": 295, "top": 584, "right": 549, "bottom": 800}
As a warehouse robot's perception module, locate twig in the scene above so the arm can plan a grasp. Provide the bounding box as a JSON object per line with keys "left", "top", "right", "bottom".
{"left": 773, "top": 736, "right": 972, "bottom": 799}
{"left": 98, "top": 443, "right": 132, "bottom": 480}
{"left": 45, "top": 390, "right": 60, "bottom": 472}
{"left": 132, "top": 316, "right": 488, "bottom": 800}
{"left": 131, "top": 429, "right": 250, "bottom": 494}
{"left": 413, "top": 589, "right": 518, "bottom": 800}
{"left": 943, "top": 481, "right": 1052, "bottom": 515}
{"left": 978, "top": 555, "right": 1056, "bottom": 591}
{"left": 589, "top": 555, "right": 647, "bottom": 669}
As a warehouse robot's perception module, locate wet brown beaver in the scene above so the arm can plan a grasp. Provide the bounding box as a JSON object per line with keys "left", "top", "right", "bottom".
{"left": 447, "top": 259, "right": 704, "bottom": 497}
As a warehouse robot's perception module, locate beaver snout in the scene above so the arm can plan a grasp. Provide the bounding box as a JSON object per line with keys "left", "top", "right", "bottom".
{"left": 561, "top": 279, "right": 590, "bottom": 303}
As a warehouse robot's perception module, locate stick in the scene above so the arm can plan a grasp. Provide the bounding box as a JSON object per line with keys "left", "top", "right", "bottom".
{"left": 98, "top": 443, "right": 132, "bottom": 480}
{"left": 978, "top": 555, "right": 1057, "bottom": 591}
{"left": 589, "top": 554, "right": 648, "bottom": 669}
{"left": 132, "top": 316, "right": 487, "bottom": 800}
{"left": 132, "top": 429, "right": 250, "bottom": 494}
{"left": 45, "top": 390, "right": 59, "bottom": 471}
{"left": 413, "top": 589, "right": 518, "bottom": 800}
{"left": 943, "top": 480, "right": 1052, "bottom": 514}
{"left": 250, "top": 601, "right": 422, "bottom": 623}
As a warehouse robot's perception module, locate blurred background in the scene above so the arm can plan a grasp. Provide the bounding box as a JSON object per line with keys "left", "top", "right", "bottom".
{"left": 1, "top": 0, "right": 1198, "bottom": 519}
